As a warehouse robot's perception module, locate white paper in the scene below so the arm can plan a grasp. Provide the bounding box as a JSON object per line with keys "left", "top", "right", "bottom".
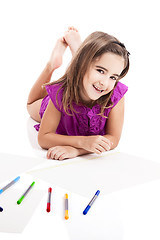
{"left": 27, "top": 151, "right": 160, "bottom": 197}
{"left": 0, "top": 152, "right": 45, "bottom": 184}
{"left": 0, "top": 187, "right": 45, "bottom": 233}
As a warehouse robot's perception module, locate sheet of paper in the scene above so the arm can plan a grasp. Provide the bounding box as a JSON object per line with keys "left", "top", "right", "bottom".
{"left": 0, "top": 152, "right": 45, "bottom": 184}
{"left": 27, "top": 151, "right": 160, "bottom": 197}
{"left": 0, "top": 179, "right": 45, "bottom": 233}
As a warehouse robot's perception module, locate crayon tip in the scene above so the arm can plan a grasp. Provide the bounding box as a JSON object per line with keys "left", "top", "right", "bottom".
{"left": 0, "top": 207, "right": 3, "bottom": 212}
{"left": 65, "top": 215, "right": 69, "bottom": 220}
{"left": 65, "top": 210, "right": 69, "bottom": 220}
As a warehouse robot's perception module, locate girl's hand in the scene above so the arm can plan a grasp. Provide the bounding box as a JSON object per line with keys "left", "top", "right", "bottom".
{"left": 47, "top": 146, "right": 79, "bottom": 160}
{"left": 81, "top": 135, "right": 113, "bottom": 154}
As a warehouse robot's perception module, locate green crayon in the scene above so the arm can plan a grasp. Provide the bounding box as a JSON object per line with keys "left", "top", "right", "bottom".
{"left": 17, "top": 181, "right": 35, "bottom": 205}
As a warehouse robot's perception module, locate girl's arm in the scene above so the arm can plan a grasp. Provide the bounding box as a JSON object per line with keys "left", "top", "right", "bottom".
{"left": 38, "top": 100, "right": 112, "bottom": 154}
{"left": 39, "top": 95, "right": 125, "bottom": 160}
{"left": 104, "top": 96, "right": 125, "bottom": 149}
{"left": 38, "top": 100, "right": 86, "bottom": 150}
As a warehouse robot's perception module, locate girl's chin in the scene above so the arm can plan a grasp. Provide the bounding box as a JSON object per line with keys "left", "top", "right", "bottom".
{"left": 80, "top": 89, "right": 104, "bottom": 102}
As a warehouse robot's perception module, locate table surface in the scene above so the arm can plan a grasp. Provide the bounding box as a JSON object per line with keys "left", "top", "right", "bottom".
{"left": 0, "top": 151, "right": 160, "bottom": 240}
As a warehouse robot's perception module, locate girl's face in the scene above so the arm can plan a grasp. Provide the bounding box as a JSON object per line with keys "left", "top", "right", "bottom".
{"left": 81, "top": 52, "right": 125, "bottom": 103}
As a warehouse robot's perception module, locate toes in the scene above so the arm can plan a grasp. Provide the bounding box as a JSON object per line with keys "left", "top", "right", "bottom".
{"left": 68, "top": 26, "right": 74, "bottom": 30}
{"left": 68, "top": 26, "right": 78, "bottom": 32}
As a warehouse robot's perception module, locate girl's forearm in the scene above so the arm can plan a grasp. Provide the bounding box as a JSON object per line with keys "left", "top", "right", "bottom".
{"left": 75, "top": 135, "right": 118, "bottom": 154}
{"left": 74, "top": 147, "right": 91, "bottom": 156}
{"left": 76, "top": 134, "right": 118, "bottom": 155}
{"left": 38, "top": 132, "right": 85, "bottom": 150}
{"left": 38, "top": 132, "right": 118, "bottom": 154}
{"left": 103, "top": 134, "right": 119, "bottom": 150}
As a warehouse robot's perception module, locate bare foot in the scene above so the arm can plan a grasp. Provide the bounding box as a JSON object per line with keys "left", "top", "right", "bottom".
{"left": 63, "top": 26, "right": 82, "bottom": 56}
{"left": 48, "top": 38, "right": 68, "bottom": 71}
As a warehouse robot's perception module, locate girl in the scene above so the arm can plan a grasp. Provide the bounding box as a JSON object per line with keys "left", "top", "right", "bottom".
{"left": 27, "top": 27, "right": 130, "bottom": 160}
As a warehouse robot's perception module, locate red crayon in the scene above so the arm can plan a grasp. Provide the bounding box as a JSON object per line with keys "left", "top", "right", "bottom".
{"left": 46, "top": 187, "right": 52, "bottom": 212}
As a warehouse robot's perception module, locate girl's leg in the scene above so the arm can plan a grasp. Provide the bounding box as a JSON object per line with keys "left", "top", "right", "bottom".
{"left": 27, "top": 38, "right": 67, "bottom": 122}
{"left": 63, "top": 26, "right": 82, "bottom": 56}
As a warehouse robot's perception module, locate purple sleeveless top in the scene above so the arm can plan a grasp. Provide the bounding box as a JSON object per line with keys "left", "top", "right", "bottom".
{"left": 34, "top": 82, "right": 128, "bottom": 136}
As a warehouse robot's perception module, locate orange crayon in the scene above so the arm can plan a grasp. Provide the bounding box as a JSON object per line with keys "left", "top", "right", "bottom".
{"left": 65, "top": 194, "right": 69, "bottom": 220}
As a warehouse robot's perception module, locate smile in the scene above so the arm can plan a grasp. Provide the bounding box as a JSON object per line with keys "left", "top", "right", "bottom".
{"left": 93, "top": 84, "right": 104, "bottom": 93}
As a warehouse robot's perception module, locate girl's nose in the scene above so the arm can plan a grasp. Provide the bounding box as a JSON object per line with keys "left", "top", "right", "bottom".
{"left": 99, "top": 78, "right": 109, "bottom": 89}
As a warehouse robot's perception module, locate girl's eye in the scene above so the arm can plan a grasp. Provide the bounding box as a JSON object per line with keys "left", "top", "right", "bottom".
{"left": 110, "top": 76, "right": 117, "bottom": 81}
{"left": 97, "top": 69, "right": 104, "bottom": 74}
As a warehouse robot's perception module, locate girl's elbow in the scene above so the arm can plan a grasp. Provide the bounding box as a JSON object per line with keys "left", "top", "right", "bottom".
{"left": 38, "top": 133, "right": 48, "bottom": 150}
{"left": 111, "top": 137, "right": 120, "bottom": 150}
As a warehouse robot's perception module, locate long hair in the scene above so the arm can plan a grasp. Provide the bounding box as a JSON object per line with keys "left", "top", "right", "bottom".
{"left": 46, "top": 31, "right": 130, "bottom": 116}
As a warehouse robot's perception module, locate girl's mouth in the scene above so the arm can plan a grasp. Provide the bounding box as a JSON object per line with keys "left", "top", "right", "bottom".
{"left": 93, "top": 84, "right": 104, "bottom": 93}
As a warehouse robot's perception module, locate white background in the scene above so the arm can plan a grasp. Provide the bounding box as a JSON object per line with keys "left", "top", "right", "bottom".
{"left": 0, "top": 0, "right": 160, "bottom": 160}
{"left": 0, "top": 1, "right": 160, "bottom": 239}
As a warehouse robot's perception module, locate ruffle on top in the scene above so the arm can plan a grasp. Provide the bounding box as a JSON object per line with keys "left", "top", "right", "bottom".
{"left": 71, "top": 103, "right": 104, "bottom": 135}
{"left": 34, "top": 82, "right": 128, "bottom": 136}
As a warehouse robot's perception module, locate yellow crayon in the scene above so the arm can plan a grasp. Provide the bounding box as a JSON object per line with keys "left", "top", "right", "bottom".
{"left": 65, "top": 194, "right": 69, "bottom": 220}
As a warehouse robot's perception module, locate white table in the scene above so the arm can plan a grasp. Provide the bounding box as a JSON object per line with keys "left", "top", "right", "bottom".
{"left": 1, "top": 151, "right": 160, "bottom": 240}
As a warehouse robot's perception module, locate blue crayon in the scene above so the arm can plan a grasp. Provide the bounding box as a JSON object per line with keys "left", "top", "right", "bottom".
{"left": 0, "top": 176, "right": 20, "bottom": 194}
{"left": 83, "top": 190, "right": 100, "bottom": 215}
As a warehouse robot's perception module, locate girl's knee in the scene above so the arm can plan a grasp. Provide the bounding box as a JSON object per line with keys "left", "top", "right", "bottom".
{"left": 27, "top": 100, "right": 42, "bottom": 122}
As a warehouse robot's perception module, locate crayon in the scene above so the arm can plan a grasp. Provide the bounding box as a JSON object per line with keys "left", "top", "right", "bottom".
{"left": 17, "top": 181, "right": 35, "bottom": 204}
{"left": 0, "top": 176, "right": 20, "bottom": 194}
{"left": 46, "top": 188, "right": 52, "bottom": 212}
{"left": 83, "top": 190, "right": 100, "bottom": 215}
{"left": 65, "top": 194, "right": 69, "bottom": 220}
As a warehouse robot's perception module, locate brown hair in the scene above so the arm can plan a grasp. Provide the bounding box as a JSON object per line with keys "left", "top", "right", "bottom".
{"left": 46, "top": 31, "right": 130, "bottom": 116}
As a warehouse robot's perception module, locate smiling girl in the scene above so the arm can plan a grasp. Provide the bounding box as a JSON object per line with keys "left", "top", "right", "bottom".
{"left": 27, "top": 27, "right": 130, "bottom": 160}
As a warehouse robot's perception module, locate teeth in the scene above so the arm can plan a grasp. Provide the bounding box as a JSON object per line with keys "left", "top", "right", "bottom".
{"left": 93, "top": 85, "right": 103, "bottom": 92}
